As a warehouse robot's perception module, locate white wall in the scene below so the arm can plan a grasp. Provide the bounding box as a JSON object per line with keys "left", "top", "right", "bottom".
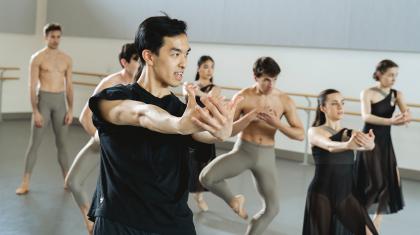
{"left": 0, "top": 0, "right": 419, "bottom": 170}
{"left": 1, "top": 33, "right": 419, "bottom": 170}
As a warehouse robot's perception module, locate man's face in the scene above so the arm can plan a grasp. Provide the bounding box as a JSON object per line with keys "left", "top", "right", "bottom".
{"left": 255, "top": 74, "right": 277, "bottom": 94}
{"left": 151, "top": 34, "right": 190, "bottom": 87}
{"left": 45, "top": 30, "right": 61, "bottom": 49}
{"left": 122, "top": 55, "right": 140, "bottom": 78}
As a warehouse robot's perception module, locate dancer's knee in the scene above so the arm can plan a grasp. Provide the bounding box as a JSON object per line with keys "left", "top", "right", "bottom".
{"left": 199, "top": 170, "right": 214, "bottom": 187}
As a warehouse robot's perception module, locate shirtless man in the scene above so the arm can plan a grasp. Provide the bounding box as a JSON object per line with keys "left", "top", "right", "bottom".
{"left": 64, "top": 43, "right": 139, "bottom": 234}
{"left": 16, "top": 23, "right": 73, "bottom": 195}
{"left": 200, "top": 57, "right": 305, "bottom": 235}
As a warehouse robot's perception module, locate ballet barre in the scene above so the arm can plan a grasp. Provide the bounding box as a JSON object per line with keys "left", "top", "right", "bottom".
{"left": 74, "top": 75, "right": 420, "bottom": 166}
{"left": 73, "top": 71, "right": 107, "bottom": 79}
{"left": 0, "top": 67, "right": 20, "bottom": 122}
{"left": 72, "top": 71, "right": 108, "bottom": 87}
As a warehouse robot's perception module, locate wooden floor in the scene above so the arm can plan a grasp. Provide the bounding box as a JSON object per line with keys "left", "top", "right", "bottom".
{"left": 1, "top": 120, "right": 419, "bottom": 235}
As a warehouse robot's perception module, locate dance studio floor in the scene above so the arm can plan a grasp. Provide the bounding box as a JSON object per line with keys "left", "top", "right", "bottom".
{"left": 1, "top": 120, "right": 419, "bottom": 235}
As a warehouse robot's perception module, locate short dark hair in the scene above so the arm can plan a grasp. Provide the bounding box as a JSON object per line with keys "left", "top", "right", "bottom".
{"left": 133, "top": 14, "right": 187, "bottom": 80}
{"left": 118, "top": 43, "right": 139, "bottom": 68}
{"left": 373, "top": 59, "right": 398, "bottom": 81}
{"left": 253, "top": 57, "right": 281, "bottom": 78}
{"left": 43, "top": 23, "right": 62, "bottom": 36}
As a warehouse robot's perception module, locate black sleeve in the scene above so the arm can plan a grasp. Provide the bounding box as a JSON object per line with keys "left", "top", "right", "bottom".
{"left": 88, "top": 85, "right": 131, "bottom": 129}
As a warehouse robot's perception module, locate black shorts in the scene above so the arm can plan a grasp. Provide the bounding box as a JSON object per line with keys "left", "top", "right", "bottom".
{"left": 93, "top": 217, "right": 160, "bottom": 235}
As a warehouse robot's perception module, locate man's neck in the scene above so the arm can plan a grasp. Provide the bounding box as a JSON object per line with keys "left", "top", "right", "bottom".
{"left": 45, "top": 46, "right": 58, "bottom": 53}
{"left": 120, "top": 69, "right": 133, "bottom": 84}
{"left": 254, "top": 84, "right": 271, "bottom": 96}
{"left": 137, "top": 67, "right": 171, "bottom": 98}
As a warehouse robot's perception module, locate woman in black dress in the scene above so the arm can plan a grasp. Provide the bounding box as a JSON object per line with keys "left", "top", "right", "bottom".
{"left": 185, "top": 55, "right": 221, "bottom": 211}
{"left": 303, "top": 89, "right": 378, "bottom": 235}
{"left": 355, "top": 59, "right": 411, "bottom": 233}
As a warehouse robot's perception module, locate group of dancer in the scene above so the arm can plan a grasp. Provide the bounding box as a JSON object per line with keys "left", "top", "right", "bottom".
{"left": 14, "top": 15, "right": 411, "bottom": 235}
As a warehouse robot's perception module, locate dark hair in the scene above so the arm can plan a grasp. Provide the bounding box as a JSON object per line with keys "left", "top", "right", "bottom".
{"left": 194, "top": 55, "right": 214, "bottom": 83}
{"left": 133, "top": 14, "right": 187, "bottom": 80}
{"left": 373, "top": 59, "right": 398, "bottom": 81}
{"left": 43, "top": 23, "right": 62, "bottom": 36}
{"left": 312, "top": 89, "right": 340, "bottom": 127}
{"left": 253, "top": 57, "right": 281, "bottom": 78}
{"left": 118, "top": 43, "right": 139, "bottom": 68}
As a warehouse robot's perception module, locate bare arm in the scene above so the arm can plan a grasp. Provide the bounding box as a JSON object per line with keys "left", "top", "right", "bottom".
{"left": 79, "top": 103, "right": 96, "bottom": 136}
{"left": 79, "top": 78, "right": 120, "bottom": 136}
{"left": 309, "top": 127, "right": 375, "bottom": 153}
{"left": 192, "top": 131, "right": 221, "bottom": 144}
{"left": 98, "top": 99, "right": 191, "bottom": 134}
{"left": 65, "top": 57, "right": 74, "bottom": 112}
{"left": 360, "top": 89, "right": 404, "bottom": 126}
{"left": 308, "top": 127, "right": 350, "bottom": 153}
{"left": 231, "top": 90, "right": 254, "bottom": 136}
{"left": 29, "top": 55, "right": 45, "bottom": 128}
{"left": 29, "top": 56, "right": 40, "bottom": 113}
{"left": 63, "top": 57, "right": 74, "bottom": 125}
{"left": 275, "top": 96, "right": 305, "bottom": 141}
{"left": 396, "top": 90, "right": 411, "bottom": 123}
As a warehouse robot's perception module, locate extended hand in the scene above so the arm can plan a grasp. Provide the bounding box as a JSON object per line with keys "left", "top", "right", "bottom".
{"left": 194, "top": 95, "right": 244, "bottom": 140}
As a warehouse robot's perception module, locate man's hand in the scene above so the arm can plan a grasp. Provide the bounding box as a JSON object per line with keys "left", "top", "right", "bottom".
{"left": 257, "top": 107, "right": 281, "bottom": 128}
{"left": 33, "top": 111, "right": 43, "bottom": 128}
{"left": 64, "top": 110, "right": 73, "bottom": 125}
{"left": 178, "top": 84, "right": 205, "bottom": 135}
{"left": 193, "top": 95, "right": 243, "bottom": 140}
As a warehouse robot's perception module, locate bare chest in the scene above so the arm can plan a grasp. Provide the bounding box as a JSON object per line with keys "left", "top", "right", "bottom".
{"left": 39, "top": 55, "right": 68, "bottom": 74}
{"left": 243, "top": 95, "right": 284, "bottom": 118}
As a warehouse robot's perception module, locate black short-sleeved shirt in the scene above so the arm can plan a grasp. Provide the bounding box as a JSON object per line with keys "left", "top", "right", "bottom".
{"left": 88, "top": 83, "right": 196, "bottom": 235}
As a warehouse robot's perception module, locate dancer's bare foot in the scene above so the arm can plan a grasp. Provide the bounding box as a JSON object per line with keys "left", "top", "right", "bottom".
{"left": 16, "top": 184, "right": 29, "bottom": 195}
{"left": 229, "top": 195, "right": 248, "bottom": 220}
{"left": 193, "top": 193, "right": 209, "bottom": 212}
{"left": 16, "top": 174, "right": 30, "bottom": 195}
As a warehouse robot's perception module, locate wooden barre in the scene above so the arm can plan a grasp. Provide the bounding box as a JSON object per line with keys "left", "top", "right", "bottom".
{"left": 0, "top": 67, "right": 20, "bottom": 71}
{"left": 0, "top": 77, "right": 19, "bottom": 81}
{"left": 73, "top": 71, "right": 108, "bottom": 78}
{"left": 73, "top": 81, "right": 98, "bottom": 87}
{"left": 72, "top": 75, "right": 420, "bottom": 110}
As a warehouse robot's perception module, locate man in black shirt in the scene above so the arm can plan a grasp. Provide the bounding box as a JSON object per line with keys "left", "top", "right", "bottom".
{"left": 88, "top": 15, "right": 242, "bottom": 235}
